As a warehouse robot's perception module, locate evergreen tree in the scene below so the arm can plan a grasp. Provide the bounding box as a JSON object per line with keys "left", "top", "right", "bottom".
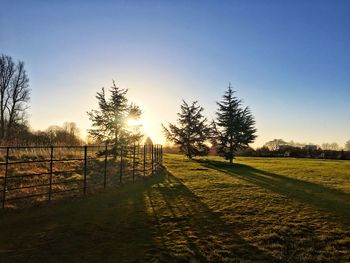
{"left": 162, "top": 100, "right": 211, "bottom": 159}
{"left": 87, "top": 80, "right": 142, "bottom": 148}
{"left": 145, "top": 136, "right": 153, "bottom": 145}
{"left": 214, "top": 84, "right": 257, "bottom": 163}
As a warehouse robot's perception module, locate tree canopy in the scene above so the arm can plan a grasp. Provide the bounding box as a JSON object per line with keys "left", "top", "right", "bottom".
{"left": 87, "top": 80, "right": 143, "bottom": 147}
{"left": 214, "top": 84, "right": 257, "bottom": 163}
{"left": 162, "top": 100, "right": 211, "bottom": 159}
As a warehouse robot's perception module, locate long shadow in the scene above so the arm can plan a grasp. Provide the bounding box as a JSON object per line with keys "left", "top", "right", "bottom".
{"left": 146, "top": 170, "right": 281, "bottom": 262}
{"left": 2, "top": 164, "right": 309, "bottom": 262}
{"left": 0, "top": 173, "right": 165, "bottom": 263}
{"left": 196, "top": 159, "right": 350, "bottom": 223}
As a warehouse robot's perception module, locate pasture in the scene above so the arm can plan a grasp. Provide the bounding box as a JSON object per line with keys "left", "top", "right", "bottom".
{"left": 0, "top": 154, "right": 349, "bottom": 262}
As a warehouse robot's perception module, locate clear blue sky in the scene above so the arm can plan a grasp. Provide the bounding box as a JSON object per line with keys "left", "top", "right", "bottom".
{"left": 1, "top": 0, "right": 349, "bottom": 147}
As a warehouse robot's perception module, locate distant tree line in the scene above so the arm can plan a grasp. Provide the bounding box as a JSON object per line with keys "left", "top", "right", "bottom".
{"left": 2, "top": 122, "right": 83, "bottom": 146}
{"left": 165, "top": 139, "right": 350, "bottom": 160}
{"left": 234, "top": 139, "right": 350, "bottom": 160}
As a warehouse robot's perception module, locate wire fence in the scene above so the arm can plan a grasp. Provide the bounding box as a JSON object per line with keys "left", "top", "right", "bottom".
{"left": 0, "top": 144, "right": 163, "bottom": 209}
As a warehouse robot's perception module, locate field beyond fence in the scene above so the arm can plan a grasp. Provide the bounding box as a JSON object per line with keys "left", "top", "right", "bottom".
{"left": 0, "top": 144, "right": 163, "bottom": 209}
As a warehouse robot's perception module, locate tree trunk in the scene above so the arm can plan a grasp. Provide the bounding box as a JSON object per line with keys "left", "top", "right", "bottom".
{"left": 0, "top": 95, "right": 4, "bottom": 140}
{"left": 113, "top": 130, "right": 119, "bottom": 159}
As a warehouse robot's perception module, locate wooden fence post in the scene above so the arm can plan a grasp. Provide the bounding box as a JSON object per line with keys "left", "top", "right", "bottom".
{"left": 83, "top": 146, "right": 87, "bottom": 195}
{"left": 48, "top": 146, "right": 54, "bottom": 201}
{"left": 104, "top": 143, "right": 108, "bottom": 188}
{"left": 2, "top": 147, "right": 9, "bottom": 209}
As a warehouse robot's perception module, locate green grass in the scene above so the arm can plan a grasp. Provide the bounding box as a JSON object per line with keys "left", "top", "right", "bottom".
{"left": 1, "top": 154, "right": 350, "bottom": 262}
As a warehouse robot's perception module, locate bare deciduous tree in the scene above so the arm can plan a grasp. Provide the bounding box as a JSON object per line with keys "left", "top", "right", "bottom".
{"left": 321, "top": 142, "right": 340, "bottom": 151}
{"left": 0, "top": 54, "right": 30, "bottom": 141}
{"left": 46, "top": 122, "right": 82, "bottom": 145}
{"left": 264, "top": 139, "right": 288, "bottom": 151}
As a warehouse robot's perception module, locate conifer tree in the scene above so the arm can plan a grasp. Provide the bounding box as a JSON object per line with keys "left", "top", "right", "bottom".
{"left": 162, "top": 100, "right": 211, "bottom": 159}
{"left": 87, "top": 80, "right": 142, "bottom": 148}
{"left": 214, "top": 84, "right": 257, "bottom": 163}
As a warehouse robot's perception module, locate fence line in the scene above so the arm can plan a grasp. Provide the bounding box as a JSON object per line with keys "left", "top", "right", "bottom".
{"left": 0, "top": 144, "right": 163, "bottom": 209}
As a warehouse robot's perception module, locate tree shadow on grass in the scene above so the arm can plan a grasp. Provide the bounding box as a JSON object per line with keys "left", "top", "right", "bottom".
{"left": 0, "top": 166, "right": 287, "bottom": 262}
{"left": 145, "top": 171, "right": 280, "bottom": 262}
{"left": 196, "top": 159, "right": 350, "bottom": 224}
{"left": 0, "top": 174, "right": 165, "bottom": 263}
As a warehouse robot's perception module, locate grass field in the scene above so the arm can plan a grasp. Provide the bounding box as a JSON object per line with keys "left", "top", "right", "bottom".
{"left": 0, "top": 154, "right": 350, "bottom": 262}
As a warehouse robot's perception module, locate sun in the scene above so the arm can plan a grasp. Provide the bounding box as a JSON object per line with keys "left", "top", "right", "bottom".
{"left": 126, "top": 116, "right": 162, "bottom": 144}
{"left": 127, "top": 118, "right": 142, "bottom": 127}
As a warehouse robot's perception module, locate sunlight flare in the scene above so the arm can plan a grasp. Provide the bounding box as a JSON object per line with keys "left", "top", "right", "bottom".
{"left": 127, "top": 118, "right": 142, "bottom": 127}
